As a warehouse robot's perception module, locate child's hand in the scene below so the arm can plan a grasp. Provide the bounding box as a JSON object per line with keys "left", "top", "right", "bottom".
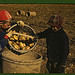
{"left": 6, "top": 30, "right": 13, "bottom": 38}
{"left": 17, "top": 20, "right": 25, "bottom": 27}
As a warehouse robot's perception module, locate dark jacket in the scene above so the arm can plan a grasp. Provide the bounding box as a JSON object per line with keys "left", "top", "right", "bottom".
{"left": 0, "top": 22, "right": 17, "bottom": 53}
{"left": 37, "top": 27, "right": 69, "bottom": 64}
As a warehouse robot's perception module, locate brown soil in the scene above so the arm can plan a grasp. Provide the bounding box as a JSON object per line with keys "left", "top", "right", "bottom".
{"left": 0, "top": 4, "right": 75, "bottom": 73}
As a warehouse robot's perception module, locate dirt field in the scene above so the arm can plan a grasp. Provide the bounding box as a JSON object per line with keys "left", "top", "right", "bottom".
{"left": 0, "top": 4, "right": 75, "bottom": 73}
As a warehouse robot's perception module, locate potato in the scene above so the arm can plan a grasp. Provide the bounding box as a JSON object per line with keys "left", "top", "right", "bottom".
{"left": 16, "top": 41, "right": 19, "bottom": 44}
{"left": 26, "top": 46, "right": 30, "bottom": 50}
{"left": 14, "top": 45, "right": 20, "bottom": 50}
{"left": 9, "top": 41, "right": 13, "bottom": 44}
{"left": 22, "top": 47, "right": 26, "bottom": 50}
{"left": 23, "top": 43, "right": 26, "bottom": 47}
{"left": 29, "top": 43, "right": 34, "bottom": 47}
{"left": 13, "top": 30, "right": 16, "bottom": 33}
{"left": 9, "top": 37, "right": 14, "bottom": 40}
{"left": 13, "top": 35, "right": 18, "bottom": 40}
{"left": 26, "top": 37, "right": 29, "bottom": 40}
{"left": 13, "top": 42, "right": 20, "bottom": 50}
{"left": 19, "top": 36, "right": 22, "bottom": 40}
{"left": 19, "top": 42, "right": 26, "bottom": 48}
{"left": 19, "top": 36, "right": 26, "bottom": 41}
{"left": 22, "top": 36, "right": 26, "bottom": 40}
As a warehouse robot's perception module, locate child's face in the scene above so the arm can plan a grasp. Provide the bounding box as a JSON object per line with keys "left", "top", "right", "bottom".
{"left": 1, "top": 21, "right": 11, "bottom": 29}
{"left": 52, "top": 26, "right": 59, "bottom": 32}
{"left": 50, "top": 25, "right": 59, "bottom": 32}
{"left": 48, "top": 22, "right": 59, "bottom": 32}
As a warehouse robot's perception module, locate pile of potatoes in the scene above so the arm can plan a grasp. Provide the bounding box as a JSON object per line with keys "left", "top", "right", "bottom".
{"left": 9, "top": 30, "right": 35, "bottom": 51}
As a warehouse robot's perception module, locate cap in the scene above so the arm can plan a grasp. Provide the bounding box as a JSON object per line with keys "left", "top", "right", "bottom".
{"left": 0, "top": 10, "right": 12, "bottom": 21}
{"left": 47, "top": 14, "right": 63, "bottom": 29}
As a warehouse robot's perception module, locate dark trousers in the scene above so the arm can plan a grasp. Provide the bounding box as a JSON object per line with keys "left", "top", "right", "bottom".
{"left": 0, "top": 54, "right": 2, "bottom": 73}
{"left": 46, "top": 60, "right": 66, "bottom": 73}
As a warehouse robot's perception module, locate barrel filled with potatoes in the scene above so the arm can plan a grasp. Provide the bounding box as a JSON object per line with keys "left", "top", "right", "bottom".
{"left": 8, "top": 24, "right": 37, "bottom": 53}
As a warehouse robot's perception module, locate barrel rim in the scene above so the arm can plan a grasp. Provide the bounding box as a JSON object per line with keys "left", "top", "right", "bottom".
{"left": 2, "top": 51, "right": 43, "bottom": 63}
{"left": 2, "top": 52, "right": 43, "bottom": 65}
